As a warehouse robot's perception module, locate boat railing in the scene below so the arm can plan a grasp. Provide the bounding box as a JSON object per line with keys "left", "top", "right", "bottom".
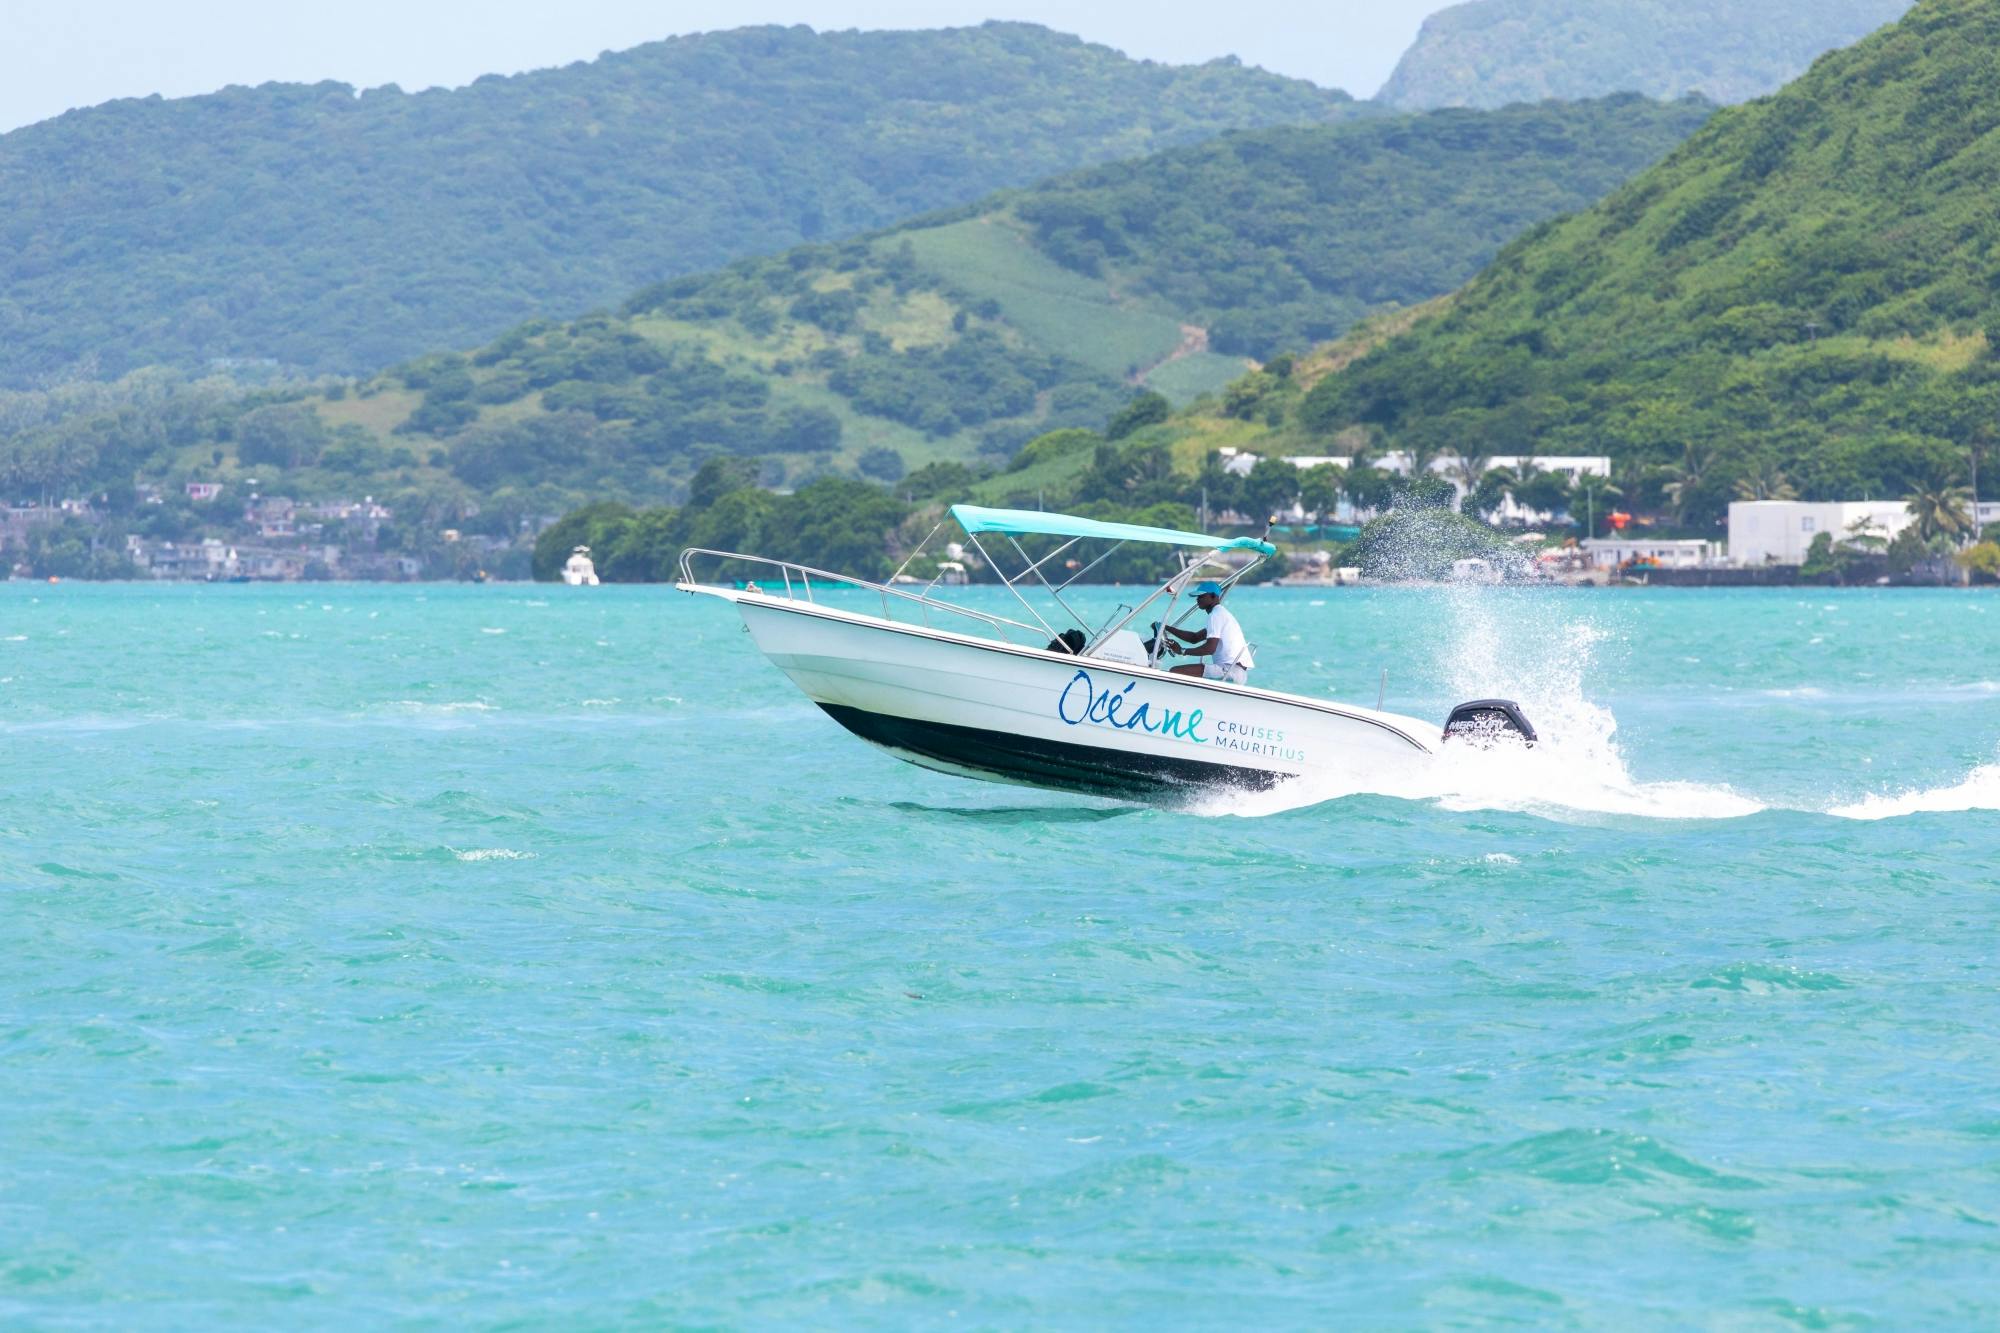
{"left": 677, "top": 548, "right": 1052, "bottom": 646}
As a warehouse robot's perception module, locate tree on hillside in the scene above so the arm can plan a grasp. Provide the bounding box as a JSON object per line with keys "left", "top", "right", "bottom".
{"left": 1298, "top": 464, "right": 1345, "bottom": 531}
{"left": 1511, "top": 467, "right": 1571, "bottom": 519}
{"left": 1345, "top": 463, "right": 1397, "bottom": 515}
{"left": 1105, "top": 391, "right": 1171, "bottom": 441}
{"left": 1463, "top": 466, "right": 1516, "bottom": 520}
{"left": 1193, "top": 450, "right": 1247, "bottom": 522}
{"left": 1660, "top": 444, "right": 1713, "bottom": 525}
{"left": 857, "top": 447, "right": 906, "bottom": 482}
{"left": 1243, "top": 456, "right": 1302, "bottom": 525}
{"left": 689, "top": 457, "right": 764, "bottom": 508}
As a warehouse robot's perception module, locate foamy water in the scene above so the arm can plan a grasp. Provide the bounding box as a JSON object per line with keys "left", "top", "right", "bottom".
{"left": 1828, "top": 760, "right": 2000, "bottom": 819}
{"left": 1206, "top": 584, "right": 1767, "bottom": 822}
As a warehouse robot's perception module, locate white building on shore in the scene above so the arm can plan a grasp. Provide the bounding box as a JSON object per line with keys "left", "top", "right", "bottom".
{"left": 1727, "top": 501, "right": 1917, "bottom": 566}
{"left": 1581, "top": 538, "right": 1720, "bottom": 570}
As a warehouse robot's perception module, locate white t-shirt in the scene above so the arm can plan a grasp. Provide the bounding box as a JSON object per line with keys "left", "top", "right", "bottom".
{"left": 1206, "top": 604, "right": 1253, "bottom": 671}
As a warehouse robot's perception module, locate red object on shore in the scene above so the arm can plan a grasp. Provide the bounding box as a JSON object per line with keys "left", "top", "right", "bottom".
{"left": 1608, "top": 511, "right": 1633, "bottom": 531}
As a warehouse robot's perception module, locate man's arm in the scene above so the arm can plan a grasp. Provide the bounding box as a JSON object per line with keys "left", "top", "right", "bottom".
{"left": 1173, "top": 634, "right": 1220, "bottom": 658}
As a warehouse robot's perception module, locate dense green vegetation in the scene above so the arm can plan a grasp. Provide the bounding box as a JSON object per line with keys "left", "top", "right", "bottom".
{"left": 1, "top": 93, "right": 1707, "bottom": 547}
{"left": 1005, "top": 95, "right": 1712, "bottom": 357}
{"left": 0, "top": 23, "right": 1360, "bottom": 387}
{"left": 538, "top": 370, "right": 1541, "bottom": 584}
{"left": 1304, "top": 0, "right": 2000, "bottom": 528}
{"left": 291, "top": 96, "right": 1704, "bottom": 510}
{"left": 1377, "top": 0, "right": 1910, "bottom": 108}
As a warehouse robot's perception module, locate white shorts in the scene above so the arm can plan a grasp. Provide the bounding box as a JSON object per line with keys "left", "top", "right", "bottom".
{"left": 1203, "top": 663, "right": 1248, "bottom": 684}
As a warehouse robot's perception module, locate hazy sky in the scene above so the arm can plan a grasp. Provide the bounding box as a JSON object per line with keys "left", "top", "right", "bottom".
{"left": 4, "top": 0, "right": 1461, "bottom": 133}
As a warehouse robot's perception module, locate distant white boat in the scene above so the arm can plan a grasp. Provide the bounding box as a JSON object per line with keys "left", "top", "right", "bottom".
{"left": 677, "top": 505, "right": 1537, "bottom": 803}
{"left": 562, "top": 546, "right": 600, "bottom": 586}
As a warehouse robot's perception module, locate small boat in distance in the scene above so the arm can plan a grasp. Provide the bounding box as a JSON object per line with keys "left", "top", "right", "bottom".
{"left": 562, "top": 545, "right": 601, "bottom": 586}
{"left": 677, "top": 505, "right": 1534, "bottom": 802}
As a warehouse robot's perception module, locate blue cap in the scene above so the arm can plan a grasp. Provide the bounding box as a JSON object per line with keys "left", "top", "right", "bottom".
{"left": 1193, "top": 581, "right": 1223, "bottom": 597}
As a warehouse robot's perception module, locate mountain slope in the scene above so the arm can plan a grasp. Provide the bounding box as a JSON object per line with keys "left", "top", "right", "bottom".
{"left": 0, "top": 23, "right": 1358, "bottom": 387}
{"left": 1308, "top": 0, "right": 2000, "bottom": 521}
{"left": 1378, "top": 0, "right": 1911, "bottom": 108}
{"left": 305, "top": 95, "right": 1707, "bottom": 497}
{"left": 0, "top": 95, "right": 1709, "bottom": 534}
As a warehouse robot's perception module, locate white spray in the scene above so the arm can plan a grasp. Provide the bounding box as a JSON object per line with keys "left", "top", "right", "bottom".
{"left": 1199, "top": 583, "right": 1764, "bottom": 822}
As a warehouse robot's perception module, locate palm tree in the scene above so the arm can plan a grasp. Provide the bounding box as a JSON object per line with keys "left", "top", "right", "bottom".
{"left": 1733, "top": 462, "right": 1798, "bottom": 502}
{"left": 1906, "top": 479, "right": 1974, "bottom": 546}
{"left": 1437, "top": 449, "right": 1481, "bottom": 511}
{"left": 1447, "top": 450, "right": 1492, "bottom": 492}
{"left": 1466, "top": 464, "right": 1519, "bottom": 520}
{"left": 1401, "top": 439, "right": 1446, "bottom": 487}
{"left": 1661, "top": 443, "right": 1712, "bottom": 525}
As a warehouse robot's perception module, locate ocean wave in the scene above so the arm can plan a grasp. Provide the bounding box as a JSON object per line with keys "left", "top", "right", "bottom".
{"left": 386, "top": 700, "right": 498, "bottom": 714}
{"left": 1828, "top": 762, "right": 2000, "bottom": 820}
{"left": 449, "top": 847, "right": 536, "bottom": 862}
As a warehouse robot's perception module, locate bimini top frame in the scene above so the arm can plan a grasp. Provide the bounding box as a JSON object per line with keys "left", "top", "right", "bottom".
{"left": 948, "top": 505, "right": 1276, "bottom": 558}
{"left": 681, "top": 503, "right": 1275, "bottom": 674}
{"left": 879, "top": 504, "right": 1276, "bottom": 673}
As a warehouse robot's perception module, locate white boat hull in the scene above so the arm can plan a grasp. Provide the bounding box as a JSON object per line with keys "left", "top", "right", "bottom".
{"left": 696, "top": 589, "right": 1438, "bottom": 801}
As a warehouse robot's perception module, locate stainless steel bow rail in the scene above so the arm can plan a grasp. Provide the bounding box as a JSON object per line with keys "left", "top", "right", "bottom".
{"left": 677, "top": 548, "right": 1052, "bottom": 646}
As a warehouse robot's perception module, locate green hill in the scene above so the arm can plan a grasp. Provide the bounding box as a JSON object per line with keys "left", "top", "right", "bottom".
{"left": 298, "top": 95, "right": 1708, "bottom": 499}
{"left": 0, "top": 23, "right": 1360, "bottom": 388}
{"left": 0, "top": 94, "right": 1708, "bottom": 564}
{"left": 1378, "top": 0, "right": 1911, "bottom": 108}
{"left": 1305, "top": 0, "right": 2000, "bottom": 524}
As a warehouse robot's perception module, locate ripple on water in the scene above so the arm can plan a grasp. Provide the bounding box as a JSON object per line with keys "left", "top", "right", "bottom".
{"left": 4, "top": 583, "right": 2000, "bottom": 1324}
{"left": 1450, "top": 1129, "right": 1764, "bottom": 1191}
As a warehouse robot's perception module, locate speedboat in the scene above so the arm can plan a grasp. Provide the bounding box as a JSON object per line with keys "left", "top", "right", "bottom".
{"left": 562, "top": 545, "right": 601, "bottom": 586}
{"left": 677, "top": 505, "right": 1534, "bottom": 802}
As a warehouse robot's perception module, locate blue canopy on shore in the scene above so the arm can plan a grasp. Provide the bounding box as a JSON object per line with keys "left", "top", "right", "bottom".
{"left": 949, "top": 505, "right": 1276, "bottom": 557}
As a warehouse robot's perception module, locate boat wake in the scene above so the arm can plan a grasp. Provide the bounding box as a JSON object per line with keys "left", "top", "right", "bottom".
{"left": 1193, "top": 584, "right": 2000, "bottom": 825}
{"left": 1197, "top": 588, "right": 1764, "bottom": 822}
{"left": 1826, "top": 761, "right": 2000, "bottom": 820}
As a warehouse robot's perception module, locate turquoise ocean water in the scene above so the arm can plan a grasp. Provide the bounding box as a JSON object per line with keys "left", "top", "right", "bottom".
{"left": 3, "top": 582, "right": 1998, "bottom": 1325}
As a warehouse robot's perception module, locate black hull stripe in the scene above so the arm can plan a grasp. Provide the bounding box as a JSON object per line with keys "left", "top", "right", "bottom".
{"left": 819, "top": 704, "right": 1287, "bottom": 800}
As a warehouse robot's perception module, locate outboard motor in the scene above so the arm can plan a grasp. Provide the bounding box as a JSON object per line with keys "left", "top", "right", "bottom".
{"left": 1442, "top": 699, "right": 1538, "bottom": 748}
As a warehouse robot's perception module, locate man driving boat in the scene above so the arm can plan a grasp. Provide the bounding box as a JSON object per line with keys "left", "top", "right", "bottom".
{"left": 1164, "top": 581, "right": 1254, "bottom": 684}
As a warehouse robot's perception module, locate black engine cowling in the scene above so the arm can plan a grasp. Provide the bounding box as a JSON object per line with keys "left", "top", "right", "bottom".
{"left": 1441, "top": 699, "right": 1538, "bottom": 748}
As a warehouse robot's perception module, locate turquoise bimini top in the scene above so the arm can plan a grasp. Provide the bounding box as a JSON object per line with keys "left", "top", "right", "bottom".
{"left": 949, "top": 504, "right": 1276, "bottom": 557}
